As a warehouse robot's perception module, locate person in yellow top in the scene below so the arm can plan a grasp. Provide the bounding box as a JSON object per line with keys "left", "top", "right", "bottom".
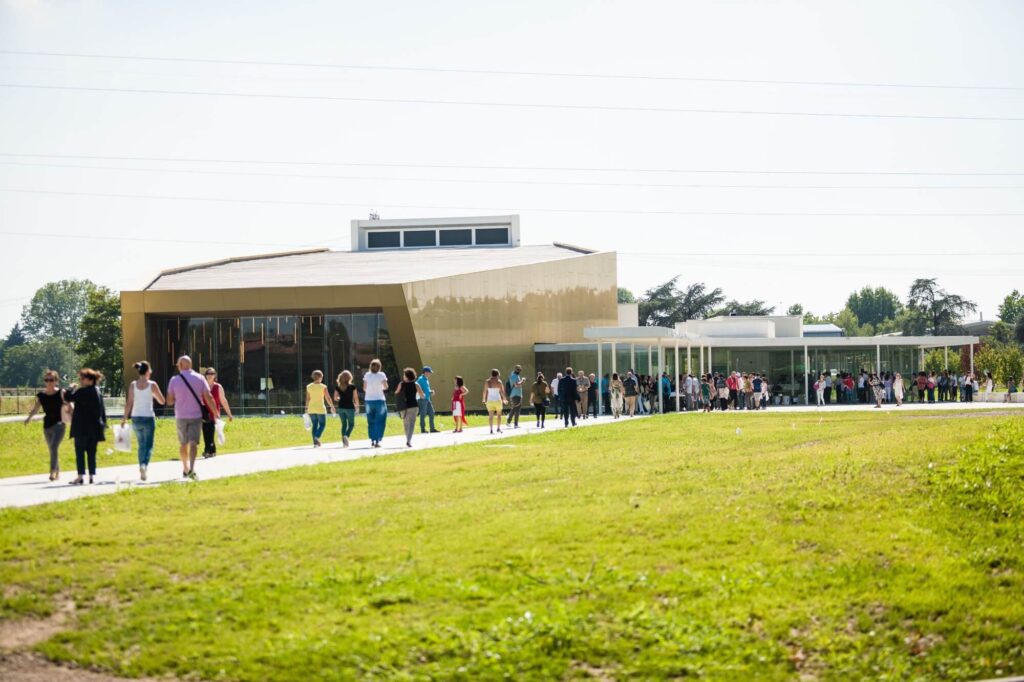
{"left": 306, "top": 370, "right": 335, "bottom": 448}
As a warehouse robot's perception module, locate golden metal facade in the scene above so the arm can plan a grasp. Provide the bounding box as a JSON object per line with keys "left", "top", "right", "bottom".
{"left": 120, "top": 252, "right": 618, "bottom": 405}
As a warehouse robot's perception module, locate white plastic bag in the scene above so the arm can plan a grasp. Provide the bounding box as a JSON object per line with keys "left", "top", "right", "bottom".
{"left": 215, "top": 418, "right": 226, "bottom": 445}
{"left": 112, "top": 424, "right": 132, "bottom": 453}
{"left": 302, "top": 413, "right": 312, "bottom": 430}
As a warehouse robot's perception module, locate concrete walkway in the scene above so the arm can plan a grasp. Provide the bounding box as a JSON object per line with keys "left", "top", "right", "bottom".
{"left": 2, "top": 402, "right": 1021, "bottom": 509}
{"left": 0, "top": 414, "right": 630, "bottom": 509}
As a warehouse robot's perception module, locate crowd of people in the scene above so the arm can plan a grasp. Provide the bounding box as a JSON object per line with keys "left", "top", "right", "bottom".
{"left": 22, "top": 355, "right": 1020, "bottom": 485}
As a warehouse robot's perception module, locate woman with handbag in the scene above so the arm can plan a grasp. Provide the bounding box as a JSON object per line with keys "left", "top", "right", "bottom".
{"left": 64, "top": 368, "right": 107, "bottom": 485}
{"left": 530, "top": 372, "right": 550, "bottom": 428}
{"left": 393, "top": 367, "right": 424, "bottom": 447}
{"left": 23, "top": 369, "right": 69, "bottom": 481}
{"left": 451, "top": 376, "right": 468, "bottom": 433}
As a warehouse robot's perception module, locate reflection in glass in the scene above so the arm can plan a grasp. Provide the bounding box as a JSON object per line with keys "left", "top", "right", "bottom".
{"left": 268, "top": 316, "right": 299, "bottom": 410}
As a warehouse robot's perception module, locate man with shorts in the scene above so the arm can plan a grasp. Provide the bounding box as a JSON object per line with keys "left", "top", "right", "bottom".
{"left": 166, "top": 355, "right": 218, "bottom": 480}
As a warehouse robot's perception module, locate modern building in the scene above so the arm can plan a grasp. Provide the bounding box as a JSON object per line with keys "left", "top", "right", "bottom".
{"left": 121, "top": 214, "right": 980, "bottom": 414}
{"left": 541, "top": 315, "right": 978, "bottom": 412}
{"left": 120, "top": 215, "right": 618, "bottom": 413}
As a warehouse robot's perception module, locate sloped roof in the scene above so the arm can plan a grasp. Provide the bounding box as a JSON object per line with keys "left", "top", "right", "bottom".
{"left": 144, "top": 244, "right": 601, "bottom": 291}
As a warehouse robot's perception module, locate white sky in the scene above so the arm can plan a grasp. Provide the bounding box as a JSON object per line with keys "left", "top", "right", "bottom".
{"left": 1, "top": 0, "right": 1022, "bottom": 334}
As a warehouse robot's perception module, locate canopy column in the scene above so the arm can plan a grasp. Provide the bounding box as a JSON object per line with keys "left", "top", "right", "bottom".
{"left": 630, "top": 344, "right": 635, "bottom": 373}
{"left": 687, "top": 342, "right": 692, "bottom": 374}
{"left": 700, "top": 345, "right": 705, "bottom": 375}
{"left": 803, "top": 345, "right": 809, "bottom": 405}
{"left": 944, "top": 346, "right": 949, "bottom": 370}
{"left": 658, "top": 342, "right": 665, "bottom": 414}
{"left": 674, "top": 339, "right": 680, "bottom": 413}
{"left": 597, "top": 341, "right": 603, "bottom": 417}
{"left": 611, "top": 342, "right": 617, "bottom": 376}
{"left": 970, "top": 343, "right": 974, "bottom": 376}
{"left": 876, "top": 344, "right": 881, "bottom": 375}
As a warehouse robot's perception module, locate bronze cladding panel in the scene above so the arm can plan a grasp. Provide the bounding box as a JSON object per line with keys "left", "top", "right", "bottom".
{"left": 401, "top": 251, "right": 617, "bottom": 402}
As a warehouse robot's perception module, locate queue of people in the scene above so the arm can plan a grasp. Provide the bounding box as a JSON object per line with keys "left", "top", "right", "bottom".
{"left": 808, "top": 369, "right": 992, "bottom": 406}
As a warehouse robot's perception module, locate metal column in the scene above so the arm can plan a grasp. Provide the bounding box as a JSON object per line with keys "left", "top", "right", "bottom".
{"left": 804, "top": 345, "right": 809, "bottom": 405}
{"left": 658, "top": 343, "right": 665, "bottom": 414}
{"left": 630, "top": 344, "right": 635, "bottom": 373}
{"left": 648, "top": 345, "right": 653, "bottom": 377}
{"left": 687, "top": 342, "right": 692, "bottom": 374}
{"left": 876, "top": 344, "right": 881, "bottom": 375}
{"left": 944, "top": 346, "right": 949, "bottom": 370}
{"left": 611, "top": 342, "right": 617, "bottom": 376}
{"left": 970, "top": 343, "right": 974, "bottom": 376}
{"left": 700, "top": 345, "right": 705, "bottom": 375}
{"left": 674, "top": 339, "right": 680, "bottom": 412}
{"left": 597, "top": 341, "right": 603, "bottom": 418}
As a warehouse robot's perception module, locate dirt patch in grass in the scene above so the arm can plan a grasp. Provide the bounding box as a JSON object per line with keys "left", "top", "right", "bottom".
{"left": 0, "top": 653, "right": 168, "bottom": 682}
{"left": 0, "top": 599, "right": 75, "bottom": 651}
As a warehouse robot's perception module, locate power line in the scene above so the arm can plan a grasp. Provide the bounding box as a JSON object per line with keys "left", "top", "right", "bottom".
{"left": 620, "top": 251, "right": 1024, "bottom": 257}
{"left": 5, "top": 161, "right": 1022, "bottom": 191}
{"left": 2, "top": 49, "right": 1021, "bottom": 92}
{"left": 2, "top": 152, "right": 1019, "bottom": 176}
{"left": 4, "top": 187, "right": 1024, "bottom": 217}
{"left": 3, "top": 83, "right": 1022, "bottom": 122}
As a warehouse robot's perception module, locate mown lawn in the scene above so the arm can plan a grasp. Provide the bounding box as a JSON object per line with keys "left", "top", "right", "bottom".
{"left": 1, "top": 413, "right": 489, "bottom": 478}
{"left": 1, "top": 411, "right": 1022, "bottom": 680}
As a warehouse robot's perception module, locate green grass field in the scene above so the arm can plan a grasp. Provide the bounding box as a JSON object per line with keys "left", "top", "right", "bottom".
{"left": 1, "top": 410, "right": 1022, "bottom": 680}
{"left": 1, "top": 413, "right": 489, "bottom": 478}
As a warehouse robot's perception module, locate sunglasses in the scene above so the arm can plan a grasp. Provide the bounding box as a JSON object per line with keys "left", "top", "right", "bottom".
{"left": 44, "top": 378, "right": 56, "bottom": 383}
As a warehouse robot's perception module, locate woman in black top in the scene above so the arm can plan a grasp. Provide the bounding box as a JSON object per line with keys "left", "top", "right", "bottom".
{"left": 64, "top": 368, "right": 107, "bottom": 485}
{"left": 393, "top": 367, "right": 424, "bottom": 448}
{"left": 24, "top": 369, "right": 68, "bottom": 481}
{"left": 333, "top": 370, "right": 360, "bottom": 448}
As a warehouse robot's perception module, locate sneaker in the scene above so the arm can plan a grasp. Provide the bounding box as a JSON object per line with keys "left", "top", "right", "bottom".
{"left": 187, "top": 470, "right": 197, "bottom": 480}
{"left": 342, "top": 436, "right": 349, "bottom": 447}
{"left": 430, "top": 429, "right": 441, "bottom": 433}
{"left": 140, "top": 466, "right": 147, "bottom": 482}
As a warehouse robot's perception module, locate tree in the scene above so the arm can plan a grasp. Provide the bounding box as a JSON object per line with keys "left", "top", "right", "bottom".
{"left": 76, "top": 287, "right": 123, "bottom": 395}
{"left": 20, "top": 279, "right": 97, "bottom": 344}
{"left": 907, "top": 278, "right": 977, "bottom": 335}
{"left": 974, "top": 341, "right": 1024, "bottom": 387}
{"left": 990, "top": 321, "right": 1013, "bottom": 344}
{"left": 714, "top": 300, "right": 776, "bottom": 317}
{"left": 786, "top": 304, "right": 804, "bottom": 317}
{"left": 998, "top": 290, "right": 1024, "bottom": 325}
{"left": 1016, "top": 316, "right": 1024, "bottom": 346}
{"left": 637, "top": 278, "right": 725, "bottom": 327}
{"left": 5, "top": 323, "right": 26, "bottom": 348}
{"left": 846, "top": 286, "right": 902, "bottom": 328}
{"left": 0, "top": 338, "right": 79, "bottom": 387}
{"left": 617, "top": 287, "right": 637, "bottom": 304}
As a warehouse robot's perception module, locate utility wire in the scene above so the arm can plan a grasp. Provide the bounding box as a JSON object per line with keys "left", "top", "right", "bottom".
{"left": 2, "top": 152, "right": 1020, "bottom": 177}
{"left": 2, "top": 49, "right": 1021, "bottom": 92}
{"left": 3, "top": 161, "right": 1022, "bottom": 191}
{"left": 2, "top": 83, "right": 1021, "bottom": 122}
{"left": 4, "top": 187, "right": 1024, "bottom": 217}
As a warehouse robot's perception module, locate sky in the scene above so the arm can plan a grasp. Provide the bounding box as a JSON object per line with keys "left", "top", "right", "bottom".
{"left": 1, "top": 0, "right": 1022, "bottom": 335}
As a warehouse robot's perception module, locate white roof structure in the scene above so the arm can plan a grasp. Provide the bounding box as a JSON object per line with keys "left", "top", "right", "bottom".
{"left": 145, "top": 243, "right": 598, "bottom": 291}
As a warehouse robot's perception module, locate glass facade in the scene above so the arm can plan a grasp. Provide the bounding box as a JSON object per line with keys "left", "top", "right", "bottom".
{"left": 536, "top": 343, "right": 928, "bottom": 405}
{"left": 150, "top": 312, "right": 397, "bottom": 414}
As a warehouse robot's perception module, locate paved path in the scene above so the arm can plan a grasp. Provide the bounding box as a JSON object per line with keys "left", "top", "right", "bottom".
{"left": 2, "top": 402, "right": 1021, "bottom": 510}
{"left": 0, "top": 414, "right": 630, "bottom": 509}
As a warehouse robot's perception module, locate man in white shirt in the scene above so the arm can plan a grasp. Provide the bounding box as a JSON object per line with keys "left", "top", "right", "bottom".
{"left": 551, "top": 372, "right": 562, "bottom": 419}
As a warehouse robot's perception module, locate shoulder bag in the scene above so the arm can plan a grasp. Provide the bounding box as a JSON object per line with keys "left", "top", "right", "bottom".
{"left": 179, "top": 373, "right": 211, "bottom": 423}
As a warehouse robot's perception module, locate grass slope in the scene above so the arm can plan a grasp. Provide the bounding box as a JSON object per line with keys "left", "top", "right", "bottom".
{"left": 1, "top": 411, "right": 1022, "bottom": 680}
{"left": 1, "top": 414, "right": 489, "bottom": 478}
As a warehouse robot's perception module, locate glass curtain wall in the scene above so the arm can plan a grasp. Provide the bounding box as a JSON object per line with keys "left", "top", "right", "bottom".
{"left": 151, "top": 312, "right": 396, "bottom": 414}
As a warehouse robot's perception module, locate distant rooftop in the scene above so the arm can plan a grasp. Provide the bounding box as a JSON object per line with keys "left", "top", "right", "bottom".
{"left": 144, "top": 243, "right": 599, "bottom": 291}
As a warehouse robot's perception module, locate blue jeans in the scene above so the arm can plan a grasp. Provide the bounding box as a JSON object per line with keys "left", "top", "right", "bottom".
{"left": 417, "top": 398, "right": 436, "bottom": 433}
{"left": 131, "top": 417, "right": 156, "bottom": 467}
{"left": 310, "top": 413, "right": 326, "bottom": 442}
{"left": 365, "top": 400, "right": 388, "bottom": 442}
{"left": 338, "top": 408, "right": 355, "bottom": 438}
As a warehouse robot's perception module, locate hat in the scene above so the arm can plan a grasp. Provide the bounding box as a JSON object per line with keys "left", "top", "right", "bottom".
{"left": 421, "top": 366, "right": 432, "bottom": 373}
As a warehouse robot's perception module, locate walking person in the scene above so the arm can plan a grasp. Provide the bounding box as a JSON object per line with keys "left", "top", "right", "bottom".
{"left": 551, "top": 372, "right": 562, "bottom": 420}
{"left": 64, "top": 368, "right": 108, "bottom": 485}
{"left": 201, "top": 367, "right": 233, "bottom": 458}
{"left": 984, "top": 371, "right": 995, "bottom": 397}
{"left": 623, "top": 371, "right": 639, "bottom": 416}
{"left": 560, "top": 366, "right": 579, "bottom": 427}
{"left": 506, "top": 365, "right": 525, "bottom": 429}
{"left": 306, "top": 370, "right": 335, "bottom": 447}
{"left": 893, "top": 372, "right": 905, "bottom": 406}
{"left": 121, "top": 361, "right": 166, "bottom": 481}
{"left": 870, "top": 373, "right": 884, "bottom": 408}
{"left": 607, "top": 372, "right": 625, "bottom": 419}
{"left": 576, "top": 370, "right": 591, "bottom": 419}
{"left": 815, "top": 374, "right": 826, "bottom": 406}
{"left": 165, "top": 355, "right": 217, "bottom": 480}
{"left": 1004, "top": 376, "right": 1017, "bottom": 403}
{"left": 588, "top": 373, "right": 599, "bottom": 418}
{"left": 531, "top": 372, "right": 550, "bottom": 428}
{"left": 363, "top": 359, "right": 389, "bottom": 448}
{"left": 483, "top": 369, "right": 508, "bottom": 434}
{"left": 451, "top": 376, "right": 469, "bottom": 432}
{"left": 416, "top": 367, "right": 441, "bottom": 434}
{"left": 24, "top": 369, "right": 69, "bottom": 481}
{"left": 333, "top": 370, "right": 360, "bottom": 447}
{"left": 394, "top": 368, "right": 424, "bottom": 447}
